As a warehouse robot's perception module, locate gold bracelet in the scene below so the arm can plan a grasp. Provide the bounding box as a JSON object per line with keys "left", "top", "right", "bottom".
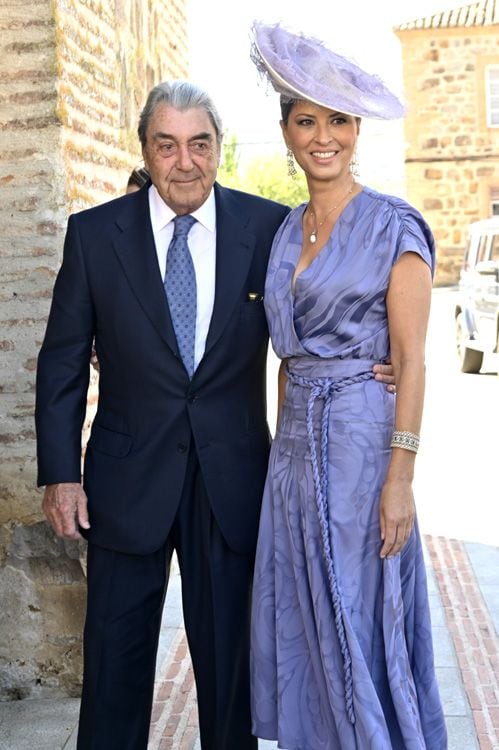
{"left": 390, "top": 430, "right": 420, "bottom": 453}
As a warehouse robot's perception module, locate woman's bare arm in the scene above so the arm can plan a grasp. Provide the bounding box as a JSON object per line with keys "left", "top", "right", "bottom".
{"left": 380, "top": 251, "right": 432, "bottom": 559}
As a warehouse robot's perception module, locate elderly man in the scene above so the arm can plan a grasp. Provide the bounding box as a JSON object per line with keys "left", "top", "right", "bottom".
{"left": 36, "top": 81, "right": 393, "bottom": 750}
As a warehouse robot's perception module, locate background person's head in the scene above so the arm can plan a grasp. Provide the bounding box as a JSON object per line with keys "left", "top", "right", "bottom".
{"left": 126, "top": 166, "right": 149, "bottom": 194}
{"left": 138, "top": 81, "right": 223, "bottom": 215}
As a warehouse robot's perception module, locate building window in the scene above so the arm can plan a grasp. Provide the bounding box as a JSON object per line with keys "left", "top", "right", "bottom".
{"left": 485, "top": 65, "right": 499, "bottom": 127}
{"left": 491, "top": 187, "right": 499, "bottom": 216}
{"left": 491, "top": 234, "right": 499, "bottom": 263}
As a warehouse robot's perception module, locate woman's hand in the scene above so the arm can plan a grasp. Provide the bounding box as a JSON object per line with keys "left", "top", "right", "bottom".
{"left": 379, "top": 477, "right": 415, "bottom": 558}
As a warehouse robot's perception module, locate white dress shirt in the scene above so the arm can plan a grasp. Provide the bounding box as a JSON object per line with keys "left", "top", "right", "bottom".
{"left": 148, "top": 184, "right": 217, "bottom": 370}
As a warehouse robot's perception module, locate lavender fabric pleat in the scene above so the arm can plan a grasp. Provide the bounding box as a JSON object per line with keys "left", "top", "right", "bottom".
{"left": 250, "top": 187, "right": 448, "bottom": 750}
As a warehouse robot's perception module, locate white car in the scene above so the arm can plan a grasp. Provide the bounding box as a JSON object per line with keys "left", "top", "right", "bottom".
{"left": 455, "top": 217, "right": 499, "bottom": 373}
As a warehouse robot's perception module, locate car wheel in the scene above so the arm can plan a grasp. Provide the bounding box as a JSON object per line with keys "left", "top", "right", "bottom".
{"left": 456, "top": 313, "right": 483, "bottom": 373}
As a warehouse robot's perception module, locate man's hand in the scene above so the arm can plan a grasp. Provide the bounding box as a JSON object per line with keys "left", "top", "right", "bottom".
{"left": 373, "top": 362, "right": 396, "bottom": 393}
{"left": 42, "top": 483, "right": 90, "bottom": 540}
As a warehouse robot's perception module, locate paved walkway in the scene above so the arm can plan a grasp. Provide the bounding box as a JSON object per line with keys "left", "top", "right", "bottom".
{"left": 1, "top": 535, "right": 497, "bottom": 750}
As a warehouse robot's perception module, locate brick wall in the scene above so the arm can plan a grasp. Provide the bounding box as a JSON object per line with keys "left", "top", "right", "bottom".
{"left": 0, "top": 0, "right": 188, "bottom": 699}
{"left": 396, "top": 25, "right": 499, "bottom": 285}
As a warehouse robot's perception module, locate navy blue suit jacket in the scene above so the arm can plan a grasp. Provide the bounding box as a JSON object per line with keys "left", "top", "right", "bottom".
{"left": 35, "top": 183, "right": 289, "bottom": 555}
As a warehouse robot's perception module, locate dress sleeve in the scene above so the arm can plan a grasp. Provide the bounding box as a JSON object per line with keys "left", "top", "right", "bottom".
{"left": 395, "top": 204, "right": 436, "bottom": 277}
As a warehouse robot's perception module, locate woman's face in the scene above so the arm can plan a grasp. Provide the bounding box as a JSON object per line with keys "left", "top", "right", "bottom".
{"left": 281, "top": 101, "right": 359, "bottom": 183}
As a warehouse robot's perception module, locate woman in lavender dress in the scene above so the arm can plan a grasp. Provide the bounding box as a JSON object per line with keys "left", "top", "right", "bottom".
{"left": 249, "top": 24, "right": 447, "bottom": 750}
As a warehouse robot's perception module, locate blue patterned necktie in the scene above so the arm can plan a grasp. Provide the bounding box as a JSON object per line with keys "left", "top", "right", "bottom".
{"left": 164, "top": 214, "right": 197, "bottom": 378}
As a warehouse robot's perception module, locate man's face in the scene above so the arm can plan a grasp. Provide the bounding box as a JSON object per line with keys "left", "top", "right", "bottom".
{"left": 142, "top": 103, "right": 221, "bottom": 215}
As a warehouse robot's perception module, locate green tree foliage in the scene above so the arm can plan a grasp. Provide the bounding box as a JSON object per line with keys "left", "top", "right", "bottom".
{"left": 217, "top": 133, "right": 309, "bottom": 207}
{"left": 244, "top": 154, "right": 308, "bottom": 208}
{"left": 217, "top": 132, "right": 241, "bottom": 189}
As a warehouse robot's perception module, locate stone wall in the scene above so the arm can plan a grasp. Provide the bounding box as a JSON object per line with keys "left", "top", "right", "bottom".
{"left": 0, "top": 0, "right": 187, "bottom": 699}
{"left": 396, "top": 25, "right": 499, "bottom": 285}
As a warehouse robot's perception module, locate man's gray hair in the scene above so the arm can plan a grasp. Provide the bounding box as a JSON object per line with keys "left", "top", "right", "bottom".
{"left": 138, "top": 81, "right": 223, "bottom": 147}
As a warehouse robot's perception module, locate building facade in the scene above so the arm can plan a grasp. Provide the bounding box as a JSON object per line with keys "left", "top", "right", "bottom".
{"left": 0, "top": 0, "right": 188, "bottom": 698}
{"left": 396, "top": 0, "right": 499, "bottom": 284}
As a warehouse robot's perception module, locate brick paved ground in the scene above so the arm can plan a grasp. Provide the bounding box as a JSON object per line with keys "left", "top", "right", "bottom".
{"left": 148, "top": 631, "right": 198, "bottom": 750}
{"left": 148, "top": 534, "right": 499, "bottom": 750}
{"left": 426, "top": 536, "right": 499, "bottom": 750}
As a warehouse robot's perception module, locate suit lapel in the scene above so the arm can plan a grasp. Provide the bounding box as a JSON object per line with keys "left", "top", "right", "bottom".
{"left": 112, "top": 188, "right": 180, "bottom": 357}
{"left": 203, "top": 184, "right": 256, "bottom": 357}
{"left": 111, "top": 184, "right": 256, "bottom": 362}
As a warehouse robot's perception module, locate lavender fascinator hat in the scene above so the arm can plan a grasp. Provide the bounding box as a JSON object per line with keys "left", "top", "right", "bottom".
{"left": 251, "top": 22, "right": 405, "bottom": 120}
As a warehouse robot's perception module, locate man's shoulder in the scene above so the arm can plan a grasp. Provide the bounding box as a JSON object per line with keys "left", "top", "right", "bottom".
{"left": 69, "top": 190, "right": 142, "bottom": 226}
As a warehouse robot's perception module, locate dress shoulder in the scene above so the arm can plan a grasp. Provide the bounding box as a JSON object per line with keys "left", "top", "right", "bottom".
{"left": 363, "top": 187, "right": 435, "bottom": 275}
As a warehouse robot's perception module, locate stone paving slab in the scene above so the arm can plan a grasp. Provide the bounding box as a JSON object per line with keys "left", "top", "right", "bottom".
{"left": 0, "top": 697, "right": 79, "bottom": 750}
{"left": 466, "top": 542, "right": 499, "bottom": 638}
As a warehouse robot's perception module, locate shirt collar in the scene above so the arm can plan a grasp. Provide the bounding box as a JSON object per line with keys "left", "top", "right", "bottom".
{"left": 148, "top": 184, "right": 216, "bottom": 234}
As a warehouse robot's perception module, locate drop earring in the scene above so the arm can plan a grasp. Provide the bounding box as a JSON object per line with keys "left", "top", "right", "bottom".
{"left": 287, "top": 147, "right": 297, "bottom": 178}
{"left": 350, "top": 150, "right": 360, "bottom": 178}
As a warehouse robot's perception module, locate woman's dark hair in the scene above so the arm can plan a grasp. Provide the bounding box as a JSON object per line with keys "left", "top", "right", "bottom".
{"left": 280, "top": 96, "right": 298, "bottom": 125}
{"left": 127, "top": 167, "right": 149, "bottom": 189}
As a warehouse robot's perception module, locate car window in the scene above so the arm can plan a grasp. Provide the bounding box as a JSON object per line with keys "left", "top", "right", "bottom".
{"left": 464, "top": 233, "right": 479, "bottom": 270}
{"left": 490, "top": 234, "right": 499, "bottom": 263}
{"left": 477, "top": 235, "right": 490, "bottom": 264}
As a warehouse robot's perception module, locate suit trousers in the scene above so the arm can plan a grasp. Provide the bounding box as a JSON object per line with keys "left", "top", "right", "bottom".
{"left": 77, "top": 446, "right": 258, "bottom": 750}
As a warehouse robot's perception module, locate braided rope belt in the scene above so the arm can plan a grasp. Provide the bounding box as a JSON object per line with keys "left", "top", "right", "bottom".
{"left": 286, "top": 367, "right": 375, "bottom": 725}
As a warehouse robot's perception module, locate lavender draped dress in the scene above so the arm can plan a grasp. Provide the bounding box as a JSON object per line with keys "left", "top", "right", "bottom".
{"left": 250, "top": 187, "right": 447, "bottom": 750}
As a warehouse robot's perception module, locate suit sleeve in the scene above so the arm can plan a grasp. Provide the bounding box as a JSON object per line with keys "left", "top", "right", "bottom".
{"left": 35, "top": 214, "right": 95, "bottom": 487}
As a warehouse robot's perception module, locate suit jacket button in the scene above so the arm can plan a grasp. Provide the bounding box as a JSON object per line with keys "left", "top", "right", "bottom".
{"left": 187, "top": 394, "right": 197, "bottom": 404}
{"left": 177, "top": 443, "right": 187, "bottom": 453}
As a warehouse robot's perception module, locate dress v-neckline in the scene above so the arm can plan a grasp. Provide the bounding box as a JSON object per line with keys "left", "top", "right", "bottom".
{"left": 291, "top": 189, "right": 364, "bottom": 294}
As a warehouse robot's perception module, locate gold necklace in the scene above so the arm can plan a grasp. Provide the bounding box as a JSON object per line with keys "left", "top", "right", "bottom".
{"left": 307, "top": 181, "right": 356, "bottom": 244}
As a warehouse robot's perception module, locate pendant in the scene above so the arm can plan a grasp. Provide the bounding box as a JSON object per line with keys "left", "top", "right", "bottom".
{"left": 310, "top": 232, "right": 317, "bottom": 244}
